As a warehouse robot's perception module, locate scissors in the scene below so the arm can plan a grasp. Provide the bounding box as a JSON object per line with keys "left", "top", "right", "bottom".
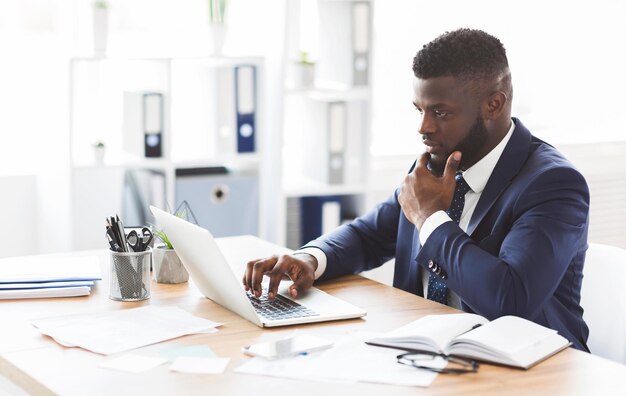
{"left": 126, "top": 227, "right": 154, "bottom": 252}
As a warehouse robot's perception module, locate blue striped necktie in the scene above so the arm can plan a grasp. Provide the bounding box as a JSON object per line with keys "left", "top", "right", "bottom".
{"left": 426, "top": 173, "right": 471, "bottom": 305}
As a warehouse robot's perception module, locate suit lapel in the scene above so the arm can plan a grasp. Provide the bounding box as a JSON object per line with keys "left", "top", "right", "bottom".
{"left": 466, "top": 118, "right": 532, "bottom": 237}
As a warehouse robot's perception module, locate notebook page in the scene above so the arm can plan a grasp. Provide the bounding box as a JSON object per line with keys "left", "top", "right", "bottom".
{"left": 375, "top": 313, "right": 488, "bottom": 352}
{"left": 453, "top": 315, "right": 557, "bottom": 356}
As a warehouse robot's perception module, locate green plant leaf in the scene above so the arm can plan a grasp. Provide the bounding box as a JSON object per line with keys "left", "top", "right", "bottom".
{"left": 152, "top": 228, "right": 173, "bottom": 249}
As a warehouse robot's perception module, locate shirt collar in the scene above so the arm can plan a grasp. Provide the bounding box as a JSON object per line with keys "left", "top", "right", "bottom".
{"left": 462, "top": 119, "right": 515, "bottom": 193}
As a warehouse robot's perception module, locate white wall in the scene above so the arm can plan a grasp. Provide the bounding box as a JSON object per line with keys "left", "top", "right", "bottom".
{"left": 370, "top": 0, "right": 626, "bottom": 156}
{"left": 0, "top": 176, "right": 38, "bottom": 258}
{"left": 3, "top": 0, "right": 625, "bottom": 260}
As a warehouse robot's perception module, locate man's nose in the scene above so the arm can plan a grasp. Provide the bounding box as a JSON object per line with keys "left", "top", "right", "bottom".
{"left": 418, "top": 112, "right": 436, "bottom": 135}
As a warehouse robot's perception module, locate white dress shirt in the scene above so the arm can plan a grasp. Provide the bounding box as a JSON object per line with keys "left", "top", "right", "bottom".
{"left": 297, "top": 120, "right": 516, "bottom": 304}
{"left": 419, "top": 120, "right": 515, "bottom": 307}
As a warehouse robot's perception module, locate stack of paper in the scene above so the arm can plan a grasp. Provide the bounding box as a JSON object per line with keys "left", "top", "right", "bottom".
{"left": 0, "top": 255, "right": 102, "bottom": 299}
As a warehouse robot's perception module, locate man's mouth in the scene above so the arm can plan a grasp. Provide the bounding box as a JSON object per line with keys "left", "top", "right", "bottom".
{"left": 422, "top": 139, "right": 444, "bottom": 155}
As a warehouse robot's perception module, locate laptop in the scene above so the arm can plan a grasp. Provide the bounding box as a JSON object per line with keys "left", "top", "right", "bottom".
{"left": 150, "top": 206, "right": 366, "bottom": 327}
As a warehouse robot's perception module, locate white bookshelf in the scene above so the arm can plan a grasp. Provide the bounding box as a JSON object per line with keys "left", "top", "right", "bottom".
{"left": 279, "top": 0, "right": 373, "bottom": 249}
{"left": 67, "top": 55, "right": 269, "bottom": 250}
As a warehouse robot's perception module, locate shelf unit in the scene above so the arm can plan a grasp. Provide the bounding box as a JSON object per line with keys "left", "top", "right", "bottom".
{"left": 67, "top": 55, "right": 269, "bottom": 250}
{"left": 279, "top": 0, "right": 373, "bottom": 249}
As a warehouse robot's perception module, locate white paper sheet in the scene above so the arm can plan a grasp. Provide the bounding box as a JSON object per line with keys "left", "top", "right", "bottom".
{"left": 0, "top": 286, "right": 91, "bottom": 300}
{"left": 0, "top": 255, "right": 101, "bottom": 283}
{"left": 99, "top": 354, "right": 168, "bottom": 373}
{"left": 32, "top": 306, "right": 222, "bottom": 355}
{"left": 236, "top": 332, "right": 442, "bottom": 387}
{"left": 0, "top": 280, "right": 95, "bottom": 290}
{"left": 170, "top": 357, "right": 230, "bottom": 374}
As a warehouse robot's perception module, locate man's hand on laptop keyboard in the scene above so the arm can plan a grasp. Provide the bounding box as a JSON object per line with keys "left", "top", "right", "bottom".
{"left": 243, "top": 254, "right": 318, "bottom": 300}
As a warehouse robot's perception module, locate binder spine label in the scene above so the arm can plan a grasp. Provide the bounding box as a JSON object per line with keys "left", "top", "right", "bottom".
{"left": 143, "top": 92, "right": 164, "bottom": 158}
{"left": 328, "top": 102, "right": 346, "bottom": 184}
{"left": 235, "top": 65, "right": 257, "bottom": 153}
{"left": 352, "top": 2, "right": 370, "bottom": 86}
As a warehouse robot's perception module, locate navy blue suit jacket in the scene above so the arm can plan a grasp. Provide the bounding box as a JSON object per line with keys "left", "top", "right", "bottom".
{"left": 307, "top": 119, "right": 590, "bottom": 351}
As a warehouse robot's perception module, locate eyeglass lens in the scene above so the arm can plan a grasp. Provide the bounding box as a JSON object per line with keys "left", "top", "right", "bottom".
{"left": 397, "top": 352, "right": 478, "bottom": 374}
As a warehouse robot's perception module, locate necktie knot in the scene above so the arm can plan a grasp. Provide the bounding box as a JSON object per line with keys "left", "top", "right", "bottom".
{"left": 455, "top": 173, "right": 472, "bottom": 196}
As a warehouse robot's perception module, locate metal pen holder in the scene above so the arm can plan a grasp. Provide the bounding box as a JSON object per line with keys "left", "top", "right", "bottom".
{"left": 109, "top": 248, "right": 151, "bottom": 301}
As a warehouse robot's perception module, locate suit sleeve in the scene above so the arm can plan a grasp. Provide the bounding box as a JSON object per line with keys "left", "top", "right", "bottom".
{"left": 304, "top": 189, "right": 401, "bottom": 280}
{"left": 419, "top": 166, "right": 589, "bottom": 320}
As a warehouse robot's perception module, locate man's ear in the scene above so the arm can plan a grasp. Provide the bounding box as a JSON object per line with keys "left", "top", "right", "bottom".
{"left": 483, "top": 91, "right": 508, "bottom": 119}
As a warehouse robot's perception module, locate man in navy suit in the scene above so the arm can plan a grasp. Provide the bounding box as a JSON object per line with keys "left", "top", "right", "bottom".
{"left": 243, "top": 29, "right": 590, "bottom": 351}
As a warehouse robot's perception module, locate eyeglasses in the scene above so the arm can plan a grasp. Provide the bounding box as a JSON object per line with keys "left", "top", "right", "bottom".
{"left": 396, "top": 351, "right": 479, "bottom": 374}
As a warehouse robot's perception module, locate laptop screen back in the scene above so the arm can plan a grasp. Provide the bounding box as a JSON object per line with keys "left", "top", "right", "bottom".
{"left": 150, "top": 206, "right": 261, "bottom": 325}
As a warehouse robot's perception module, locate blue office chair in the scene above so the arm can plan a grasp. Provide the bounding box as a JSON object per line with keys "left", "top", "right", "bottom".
{"left": 580, "top": 242, "right": 626, "bottom": 364}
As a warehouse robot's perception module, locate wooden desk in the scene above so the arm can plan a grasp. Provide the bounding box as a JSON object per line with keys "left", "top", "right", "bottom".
{"left": 1, "top": 236, "right": 625, "bottom": 395}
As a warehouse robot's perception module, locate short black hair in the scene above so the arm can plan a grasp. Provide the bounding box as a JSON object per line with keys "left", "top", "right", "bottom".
{"left": 413, "top": 28, "right": 511, "bottom": 94}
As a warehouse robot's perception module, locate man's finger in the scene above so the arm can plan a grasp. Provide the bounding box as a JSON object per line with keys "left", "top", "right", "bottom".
{"left": 289, "top": 283, "right": 299, "bottom": 298}
{"left": 288, "top": 281, "right": 312, "bottom": 299}
{"left": 417, "top": 152, "right": 431, "bottom": 171}
{"left": 243, "top": 257, "right": 268, "bottom": 291}
{"left": 443, "top": 151, "right": 462, "bottom": 181}
{"left": 267, "top": 258, "right": 291, "bottom": 299}
{"left": 250, "top": 256, "right": 278, "bottom": 297}
{"left": 286, "top": 266, "right": 314, "bottom": 299}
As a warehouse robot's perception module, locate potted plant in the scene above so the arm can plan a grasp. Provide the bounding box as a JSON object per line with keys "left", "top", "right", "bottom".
{"left": 92, "top": 1, "right": 109, "bottom": 57}
{"left": 207, "top": 0, "right": 228, "bottom": 55}
{"left": 92, "top": 140, "right": 106, "bottom": 165}
{"left": 151, "top": 203, "right": 196, "bottom": 284}
{"left": 291, "top": 51, "right": 316, "bottom": 88}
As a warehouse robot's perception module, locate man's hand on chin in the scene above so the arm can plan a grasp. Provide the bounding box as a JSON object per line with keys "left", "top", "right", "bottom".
{"left": 398, "top": 151, "right": 461, "bottom": 229}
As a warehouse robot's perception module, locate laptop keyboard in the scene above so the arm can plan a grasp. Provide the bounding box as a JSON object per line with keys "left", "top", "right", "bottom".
{"left": 247, "top": 288, "right": 319, "bottom": 321}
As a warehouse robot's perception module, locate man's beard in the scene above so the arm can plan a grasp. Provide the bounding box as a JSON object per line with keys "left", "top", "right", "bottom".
{"left": 428, "top": 116, "right": 489, "bottom": 176}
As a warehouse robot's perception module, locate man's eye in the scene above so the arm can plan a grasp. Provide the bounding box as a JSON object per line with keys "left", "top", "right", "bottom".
{"left": 434, "top": 110, "right": 448, "bottom": 118}
{"left": 415, "top": 108, "right": 423, "bottom": 115}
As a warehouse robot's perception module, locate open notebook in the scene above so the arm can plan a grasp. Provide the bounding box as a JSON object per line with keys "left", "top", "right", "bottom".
{"left": 366, "top": 313, "right": 571, "bottom": 369}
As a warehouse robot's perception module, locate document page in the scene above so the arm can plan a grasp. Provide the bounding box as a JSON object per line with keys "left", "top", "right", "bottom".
{"left": 0, "top": 255, "right": 101, "bottom": 283}
{"left": 0, "top": 280, "right": 95, "bottom": 290}
{"left": 32, "top": 306, "right": 221, "bottom": 355}
{"left": 236, "top": 332, "right": 443, "bottom": 387}
{"left": 0, "top": 286, "right": 91, "bottom": 300}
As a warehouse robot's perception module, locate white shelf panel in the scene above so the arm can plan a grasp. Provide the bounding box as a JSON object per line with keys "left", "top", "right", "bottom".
{"left": 282, "top": 177, "right": 367, "bottom": 197}
{"left": 284, "top": 86, "right": 370, "bottom": 102}
{"left": 171, "top": 155, "right": 261, "bottom": 171}
{"left": 72, "top": 154, "right": 261, "bottom": 172}
{"left": 70, "top": 55, "right": 264, "bottom": 66}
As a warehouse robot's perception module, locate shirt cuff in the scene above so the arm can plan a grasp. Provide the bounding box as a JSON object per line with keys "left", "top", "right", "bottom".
{"left": 293, "top": 247, "right": 327, "bottom": 280}
{"left": 418, "top": 210, "right": 453, "bottom": 245}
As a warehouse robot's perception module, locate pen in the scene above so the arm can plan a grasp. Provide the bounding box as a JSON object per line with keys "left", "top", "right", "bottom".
{"left": 106, "top": 218, "right": 124, "bottom": 252}
{"left": 116, "top": 214, "right": 129, "bottom": 252}
{"left": 105, "top": 227, "right": 122, "bottom": 252}
{"left": 456, "top": 323, "right": 483, "bottom": 338}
